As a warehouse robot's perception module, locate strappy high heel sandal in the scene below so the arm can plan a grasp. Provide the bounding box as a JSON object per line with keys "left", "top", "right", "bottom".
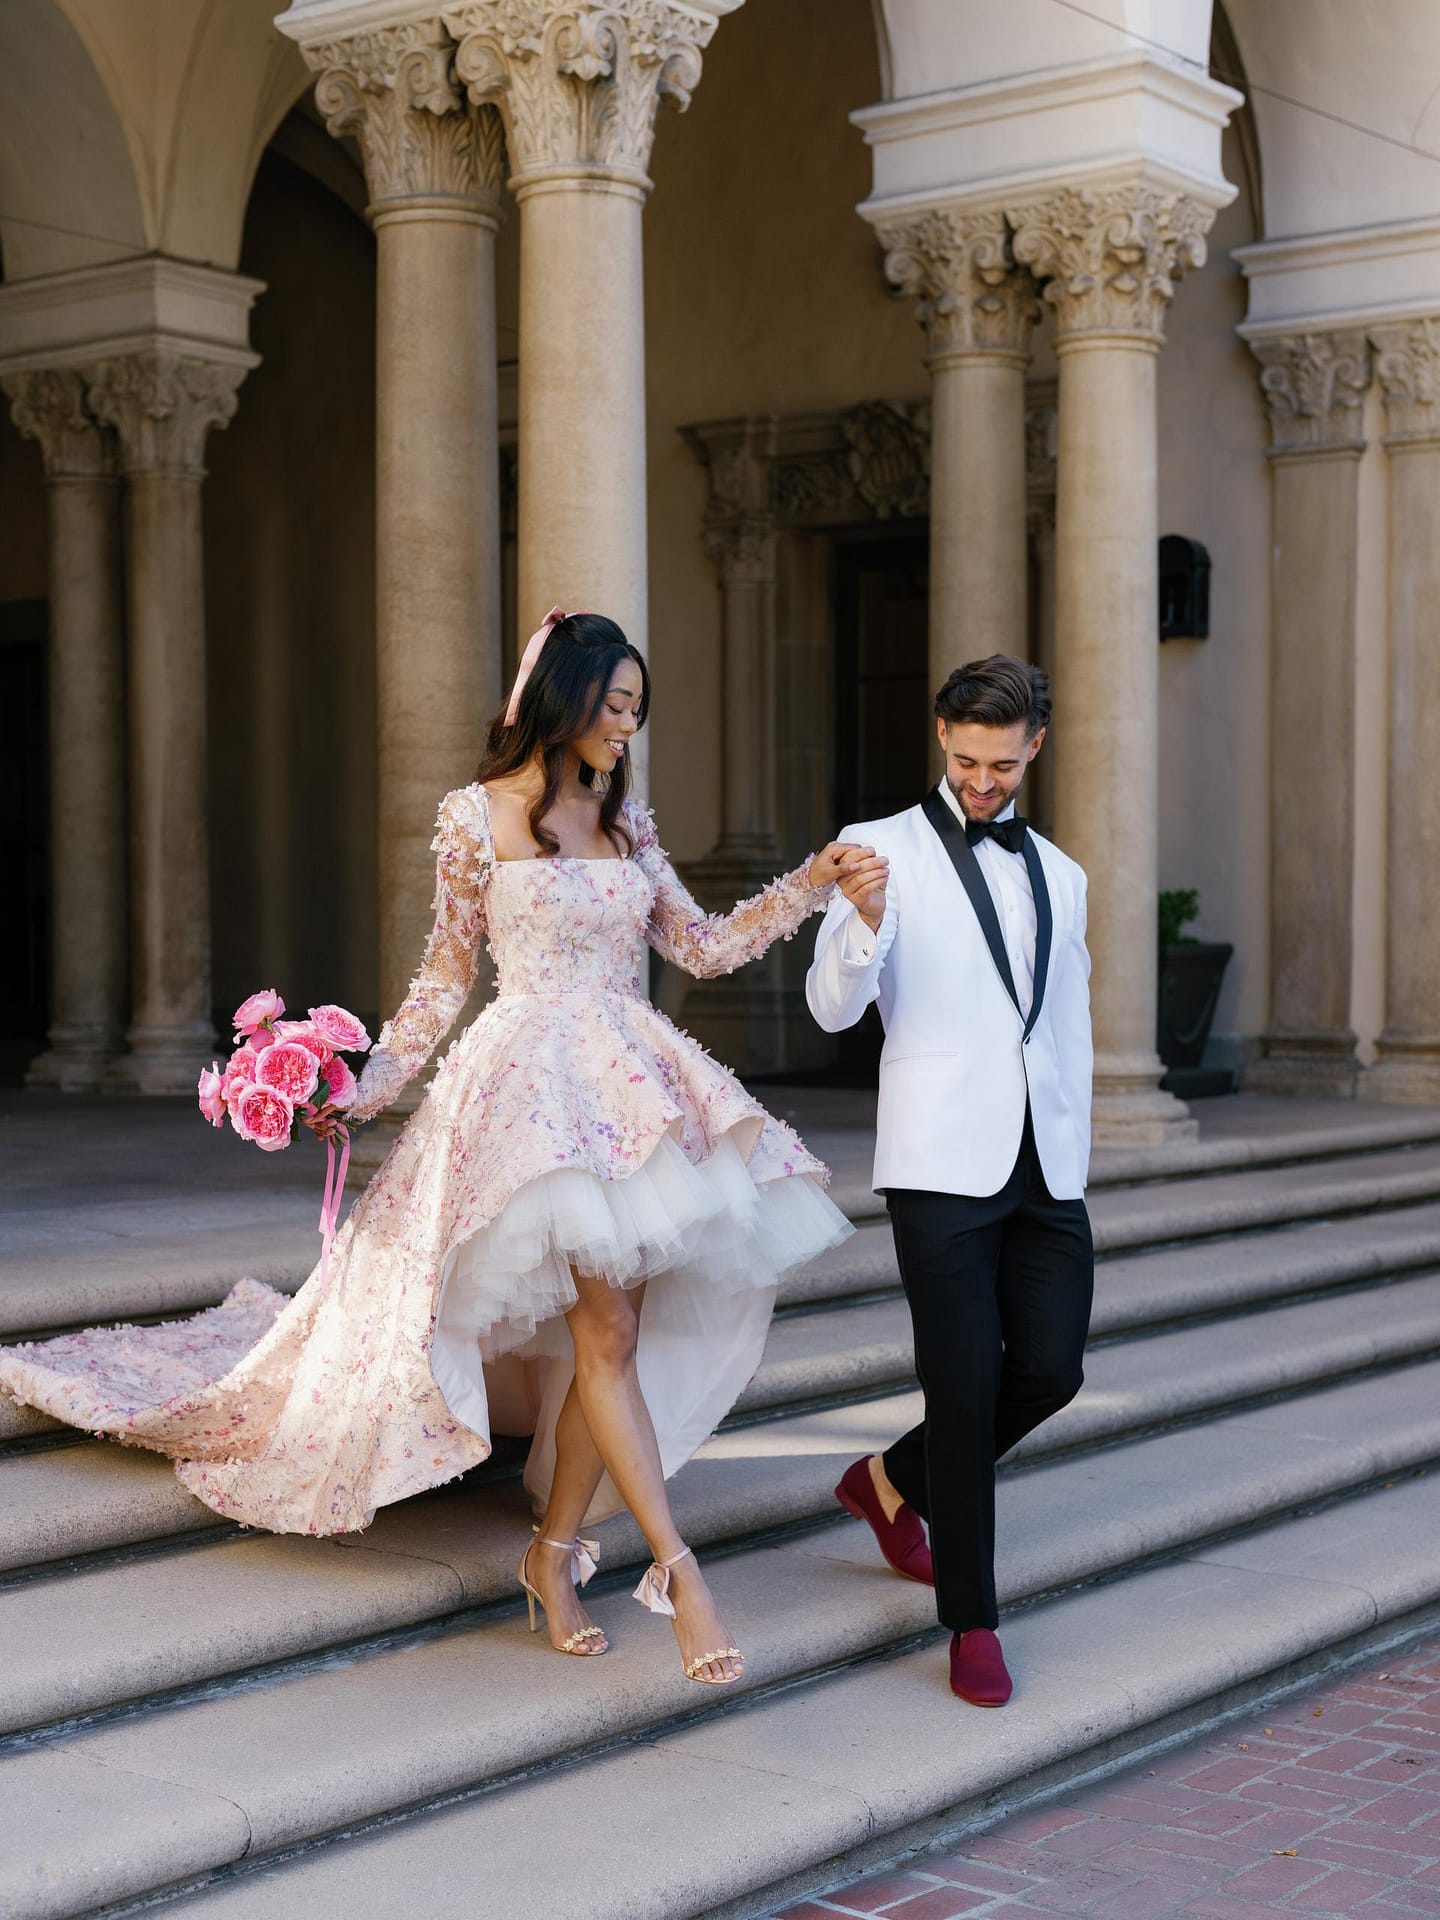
{"left": 517, "top": 1534, "right": 608, "bottom": 1656}
{"left": 632, "top": 1544, "right": 745, "bottom": 1685}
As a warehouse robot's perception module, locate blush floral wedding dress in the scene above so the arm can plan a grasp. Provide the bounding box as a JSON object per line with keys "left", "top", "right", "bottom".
{"left": 0, "top": 787, "right": 851, "bottom": 1535}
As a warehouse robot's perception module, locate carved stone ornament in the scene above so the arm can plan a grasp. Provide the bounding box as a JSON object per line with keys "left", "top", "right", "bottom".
{"left": 1008, "top": 184, "right": 1214, "bottom": 341}
{"left": 308, "top": 18, "right": 505, "bottom": 209}
{"left": 703, "top": 516, "right": 774, "bottom": 590}
{"left": 2, "top": 367, "right": 115, "bottom": 479}
{"left": 878, "top": 208, "right": 1039, "bottom": 360}
{"left": 1249, "top": 331, "right": 1371, "bottom": 454}
{"left": 841, "top": 400, "right": 931, "bottom": 518}
{"left": 760, "top": 449, "right": 840, "bottom": 522}
{"left": 1370, "top": 318, "right": 1440, "bottom": 443}
{"left": 444, "top": 0, "right": 715, "bottom": 186}
{"left": 86, "top": 352, "right": 249, "bottom": 477}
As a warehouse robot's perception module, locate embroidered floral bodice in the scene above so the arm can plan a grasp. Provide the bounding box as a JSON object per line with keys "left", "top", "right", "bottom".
{"left": 350, "top": 786, "right": 831, "bottom": 1122}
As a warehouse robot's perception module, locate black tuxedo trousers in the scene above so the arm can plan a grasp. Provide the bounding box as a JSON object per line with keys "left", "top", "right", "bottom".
{"left": 881, "top": 1108, "right": 1094, "bottom": 1632}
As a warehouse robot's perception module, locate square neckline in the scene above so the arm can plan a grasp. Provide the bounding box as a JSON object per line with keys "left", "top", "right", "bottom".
{"left": 475, "top": 782, "right": 638, "bottom": 867}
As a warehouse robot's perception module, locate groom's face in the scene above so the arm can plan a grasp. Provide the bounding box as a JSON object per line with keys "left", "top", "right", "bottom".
{"left": 939, "top": 718, "right": 1045, "bottom": 822}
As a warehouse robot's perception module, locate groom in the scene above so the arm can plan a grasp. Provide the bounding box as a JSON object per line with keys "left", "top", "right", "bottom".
{"left": 805, "top": 654, "right": 1094, "bottom": 1707}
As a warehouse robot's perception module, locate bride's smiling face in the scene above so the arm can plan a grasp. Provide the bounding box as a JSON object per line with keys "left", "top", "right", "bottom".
{"left": 571, "top": 658, "right": 646, "bottom": 777}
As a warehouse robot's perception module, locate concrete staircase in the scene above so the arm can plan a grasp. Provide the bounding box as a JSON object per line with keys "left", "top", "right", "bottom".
{"left": 3, "top": 1095, "right": 1440, "bottom": 1919}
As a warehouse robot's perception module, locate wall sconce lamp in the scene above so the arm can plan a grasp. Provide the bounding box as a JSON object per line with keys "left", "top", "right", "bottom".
{"left": 1159, "top": 534, "right": 1211, "bottom": 641}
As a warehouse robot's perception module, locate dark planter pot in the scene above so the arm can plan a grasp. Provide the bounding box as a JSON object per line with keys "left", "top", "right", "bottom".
{"left": 1157, "top": 940, "right": 1234, "bottom": 1096}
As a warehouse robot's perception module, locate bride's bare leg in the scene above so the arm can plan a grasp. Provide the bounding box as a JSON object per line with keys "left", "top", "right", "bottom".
{"left": 525, "top": 1377, "right": 609, "bottom": 1654}
{"left": 565, "top": 1267, "right": 743, "bottom": 1684}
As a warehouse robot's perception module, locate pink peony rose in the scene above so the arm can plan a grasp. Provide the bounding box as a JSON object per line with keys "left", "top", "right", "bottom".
{"left": 273, "top": 1019, "right": 332, "bottom": 1065}
{"left": 235, "top": 1083, "right": 295, "bottom": 1152}
{"left": 320, "top": 1053, "right": 358, "bottom": 1110}
{"left": 197, "top": 1063, "right": 226, "bottom": 1127}
{"left": 308, "top": 1004, "right": 371, "bottom": 1054}
{"left": 233, "top": 989, "right": 285, "bottom": 1036}
{"left": 246, "top": 1027, "right": 278, "bottom": 1055}
{"left": 255, "top": 1041, "right": 321, "bottom": 1105}
{"left": 227, "top": 1047, "right": 258, "bottom": 1085}
{"left": 223, "top": 1062, "right": 255, "bottom": 1129}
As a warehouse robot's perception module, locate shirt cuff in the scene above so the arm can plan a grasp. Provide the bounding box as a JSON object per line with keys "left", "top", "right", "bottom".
{"left": 839, "top": 911, "right": 878, "bottom": 967}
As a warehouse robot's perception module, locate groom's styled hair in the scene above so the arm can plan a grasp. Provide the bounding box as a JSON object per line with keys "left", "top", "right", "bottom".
{"left": 935, "top": 654, "right": 1051, "bottom": 740}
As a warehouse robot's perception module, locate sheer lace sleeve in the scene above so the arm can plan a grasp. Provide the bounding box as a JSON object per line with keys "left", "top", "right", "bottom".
{"left": 350, "top": 786, "right": 493, "bottom": 1123}
{"left": 626, "top": 800, "right": 834, "bottom": 981}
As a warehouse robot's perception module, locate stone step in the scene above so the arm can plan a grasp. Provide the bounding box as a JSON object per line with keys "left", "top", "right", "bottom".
{"left": 9, "top": 1439, "right": 1440, "bottom": 1920}
{"left": 9, "top": 1137, "right": 1440, "bottom": 1374}
{"left": 142, "top": 1472, "right": 1440, "bottom": 1920}
{"left": 781, "top": 1169, "right": 1440, "bottom": 1316}
{"left": 822, "top": 1094, "right": 1440, "bottom": 1217}
{"left": 9, "top": 1253, "right": 1440, "bottom": 1583}
{"left": 3, "top": 1353, "right": 1438, "bottom": 1745}
{"left": 8, "top": 1181, "right": 1440, "bottom": 1454}
{"left": 740, "top": 1262, "right": 1440, "bottom": 1424}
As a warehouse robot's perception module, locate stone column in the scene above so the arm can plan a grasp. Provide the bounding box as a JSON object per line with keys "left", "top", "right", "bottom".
{"left": 672, "top": 416, "right": 789, "bottom": 1067}
{"left": 681, "top": 417, "right": 781, "bottom": 867}
{"left": 1244, "top": 330, "right": 1370, "bottom": 1097}
{"left": 1368, "top": 319, "right": 1440, "bottom": 1102}
{"left": 3, "top": 369, "right": 126, "bottom": 1089}
{"left": 1009, "top": 183, "right": 1213, "bottom": 1146}
{"left": 448, "top": 0, "right": 725, "bottom": 799}
{"left": 1026, "top": 391, "right": 1059, "bottom": 836}
{"left": 87, "top": 351, "right": 249, "bottom": 1094}
{"left": 876, "top": 209, "right": 1038, "bottom": 713}
{"left": 306, "top": 20, "right": 506, "bottom": 1024}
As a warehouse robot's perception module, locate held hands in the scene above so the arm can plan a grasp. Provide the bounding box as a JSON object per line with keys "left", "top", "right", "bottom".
{"left": 809, "top": 842, "right": 890, "bottom": 933}
{"left": 304, "top": 1103, "right": 350, "bottom": 1143}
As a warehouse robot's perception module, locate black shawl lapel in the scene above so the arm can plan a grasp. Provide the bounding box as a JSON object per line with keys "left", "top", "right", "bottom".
{"left": 920, "top": 789, "right": 1021, "bottom": 1018}
{"left": 1020, "top": 834, "right": 1053, "bottom": 1042}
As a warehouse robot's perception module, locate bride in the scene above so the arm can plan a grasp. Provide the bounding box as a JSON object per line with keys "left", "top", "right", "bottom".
{"left": 1, "top": 609, "right": 888, "bottom": 1688}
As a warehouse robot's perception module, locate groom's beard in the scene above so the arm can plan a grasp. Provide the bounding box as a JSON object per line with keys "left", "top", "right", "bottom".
{"left": 947, "top": 774, "right": 1023, "bottom": 823}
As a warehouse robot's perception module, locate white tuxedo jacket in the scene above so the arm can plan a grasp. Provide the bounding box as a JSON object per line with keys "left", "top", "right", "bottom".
{"left": 806, "top": 794, "right": 1093, "bottom": 1200}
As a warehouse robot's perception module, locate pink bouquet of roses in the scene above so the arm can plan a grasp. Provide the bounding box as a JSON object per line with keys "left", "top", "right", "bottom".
{"left": 198, "top": 990, "right": 371, "bottom": 1149}
{"left": 198, "top": 991, "right": 373, "bottom": 1287}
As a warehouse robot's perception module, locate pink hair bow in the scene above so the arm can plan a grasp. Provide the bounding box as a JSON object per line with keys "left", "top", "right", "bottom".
{"left": 504, "top": 605, "right": 568, "bottom": 727}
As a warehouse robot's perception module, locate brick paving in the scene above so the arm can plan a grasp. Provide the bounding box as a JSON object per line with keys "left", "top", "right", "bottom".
{"left": 771, "top": 1639, "right": 1440, "bottom": 1920}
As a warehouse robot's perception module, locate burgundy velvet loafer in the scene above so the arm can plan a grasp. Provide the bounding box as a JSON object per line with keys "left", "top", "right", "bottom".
{"left": 834, "top": 1457, "right": 935, "bottom": 1586}
{"left": 949, "top": 1628, "right": 1013, "bottom": 1707}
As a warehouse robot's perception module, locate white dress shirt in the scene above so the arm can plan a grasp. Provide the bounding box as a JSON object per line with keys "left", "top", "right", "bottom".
{"left": 841, "top": 782, "right": 1038, "bottom": 1017}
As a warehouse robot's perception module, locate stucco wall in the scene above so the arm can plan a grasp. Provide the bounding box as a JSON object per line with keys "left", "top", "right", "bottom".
{"left": 1153, "top": 120, "right": 1270, "bottom": 1056}
{"left": 204, "top": 147, "right": 380, "bottom": 1030}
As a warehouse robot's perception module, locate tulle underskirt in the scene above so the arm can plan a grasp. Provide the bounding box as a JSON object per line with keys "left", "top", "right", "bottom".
{"left": 430, "top": 1128, "right": 850, "bottom": 1503}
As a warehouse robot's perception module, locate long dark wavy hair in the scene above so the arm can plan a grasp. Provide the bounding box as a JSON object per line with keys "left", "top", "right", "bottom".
{"left": 475, "top": 612, "right": 651, "bottom": 856}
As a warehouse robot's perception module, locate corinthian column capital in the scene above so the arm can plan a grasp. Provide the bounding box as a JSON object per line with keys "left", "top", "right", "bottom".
{"left": 2, "top": 367, "right": 115, "bottom": 479}
{"left": 86, "top": 351, "right": 249, "bottom": 478}
{"left": 1370, "top": 317, "right": 1440, "bottom": 445}
{"left": 1249, "top": 331, "right": 1371, "bottom": 455}
{"left": 307, "top": 18, "right": 505, "bottom": 214}
{"left": 877, "top": 208, "right": 1039, "bottom": 362}
{"left": 1008, "top": 183, "right": 1214, "bottom": 343}
{"left": 443, "top": 0, "right": 716, "bottom": 192}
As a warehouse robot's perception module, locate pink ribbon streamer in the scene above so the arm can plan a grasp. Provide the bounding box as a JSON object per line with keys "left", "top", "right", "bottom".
{"left": 504, "top": 605, "right": 568, "bottom": 727}
{"left": 317, "top": 1124, "right": 350, "bottom": 1292}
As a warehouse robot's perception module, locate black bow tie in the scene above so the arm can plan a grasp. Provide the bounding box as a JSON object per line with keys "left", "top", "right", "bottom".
{"left": 965, "top": 814, "right": 1028, "bottom": 854}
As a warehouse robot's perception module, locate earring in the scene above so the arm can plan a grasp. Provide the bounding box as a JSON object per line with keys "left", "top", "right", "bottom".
{"left": 591, "top": 770, "right": 612, "bottom": 797}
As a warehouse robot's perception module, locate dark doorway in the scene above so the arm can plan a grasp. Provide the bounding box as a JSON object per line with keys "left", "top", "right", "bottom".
{"left": 831, "top": 531, "right": 929, "bottom": 1083}
{"left": 0, "top": 599, "right": 49, "bottom": 1082}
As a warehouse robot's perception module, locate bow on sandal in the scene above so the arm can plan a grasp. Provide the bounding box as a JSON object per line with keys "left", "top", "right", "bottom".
{"left": 518, "top": 1534, "right": 607, "bottom": 1655}
{"left": 632, "top": 1545, "right": 745, "bottom": 1686}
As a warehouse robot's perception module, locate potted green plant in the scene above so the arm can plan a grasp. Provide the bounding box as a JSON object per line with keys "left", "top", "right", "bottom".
{"left": 1157, "top": 890, "right": 1234, "bottom": 1096}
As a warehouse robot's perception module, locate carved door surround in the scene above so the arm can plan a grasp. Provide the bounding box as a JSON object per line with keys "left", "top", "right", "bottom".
{"left": 676, "top": 387, "right": 1058, "bottom": 1077}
